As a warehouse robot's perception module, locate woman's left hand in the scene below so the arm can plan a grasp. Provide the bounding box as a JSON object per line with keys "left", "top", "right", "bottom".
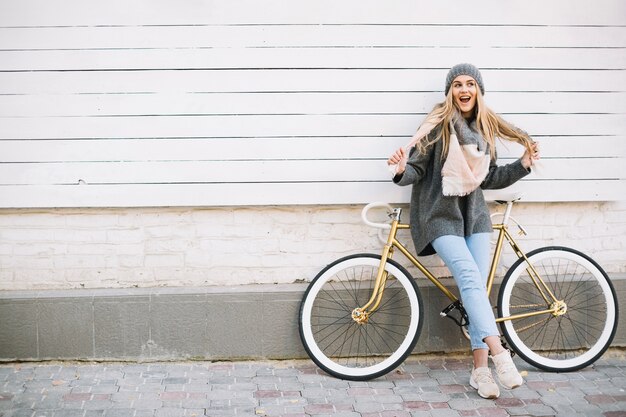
{"left": 521, "top": 142, "right": 540, "bottom": 169}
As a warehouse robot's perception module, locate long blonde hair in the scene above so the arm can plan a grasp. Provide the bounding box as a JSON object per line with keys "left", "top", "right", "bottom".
{"left": 415, "top": 89, "right": 534, "bottom": 159}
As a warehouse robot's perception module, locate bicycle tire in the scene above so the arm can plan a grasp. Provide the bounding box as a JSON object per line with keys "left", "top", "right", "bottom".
{"left": 299, "top": 254, "right": 423, "bottom": 380}
{"left": 498, "top": 246, "right": 618, "bottom": 372}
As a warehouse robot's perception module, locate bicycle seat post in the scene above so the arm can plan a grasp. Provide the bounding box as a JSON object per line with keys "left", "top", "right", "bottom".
{"left": 502, "top": 201, "right": 514, "bottom": 226}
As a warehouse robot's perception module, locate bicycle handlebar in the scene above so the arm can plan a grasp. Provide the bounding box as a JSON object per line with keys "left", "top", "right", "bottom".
{"left": 361, "top": 202, "right": 394, "bottom": 230}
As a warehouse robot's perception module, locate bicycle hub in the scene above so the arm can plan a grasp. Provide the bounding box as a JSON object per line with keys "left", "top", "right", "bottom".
{"left": 351, "top": 308, "right": 369, "bottom": 324}
{"left": 552, "top": 300, "right": 567, "bottom": 317}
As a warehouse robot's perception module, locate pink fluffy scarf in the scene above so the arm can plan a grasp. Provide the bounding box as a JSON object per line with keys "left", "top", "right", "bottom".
{"left": 389, "top": 116, "right": 491, "bottom": 196}
{"left": 441, "top": 118, "right": 490, "bottom": 196}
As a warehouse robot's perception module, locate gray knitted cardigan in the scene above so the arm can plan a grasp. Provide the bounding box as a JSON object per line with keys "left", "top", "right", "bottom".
{"left": 393, "top": 123, "right": 530, "bottom": 256}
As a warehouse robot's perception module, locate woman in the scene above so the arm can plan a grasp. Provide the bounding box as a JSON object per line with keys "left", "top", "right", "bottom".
{"left": 387, "top": 63, "right": 540, "bottom": 399}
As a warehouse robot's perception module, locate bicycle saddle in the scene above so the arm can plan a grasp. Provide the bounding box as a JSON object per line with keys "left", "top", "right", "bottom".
{"left": 484, "top": 190, "right": 523, "bottom": 204}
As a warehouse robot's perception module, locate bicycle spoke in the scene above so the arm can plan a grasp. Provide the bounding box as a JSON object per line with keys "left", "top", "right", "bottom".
{"left": 301, "top": 256, "right": 421, "bottom": 378}
{"left": 338, "top": 268, "right": 365, "bottom": 307}
{"left": 499, "top": 247, "right": 616, "bottom": 372}
{"left": 314, "top": 318, "right": 355, "bottom": 347}
{"left": 565, "top": 315, "right": 605, "bottom": 343}
{"left": 318, "top": 289, "right": 354, "bottom": 314}
{"left": 326, "top": 320, "right": 360, "bottom": 357}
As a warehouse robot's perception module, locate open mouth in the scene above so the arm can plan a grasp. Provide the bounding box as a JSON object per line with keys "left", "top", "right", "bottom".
{"left": 459, "top": 96, "right": 472, "bottom": 104}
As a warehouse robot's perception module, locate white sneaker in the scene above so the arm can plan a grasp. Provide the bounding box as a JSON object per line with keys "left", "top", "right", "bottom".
{"left": 470, "top": 367, "right": 500, "bottom": 399}
{"left": 491, "top": 350, "right": 523, "bottom": 389}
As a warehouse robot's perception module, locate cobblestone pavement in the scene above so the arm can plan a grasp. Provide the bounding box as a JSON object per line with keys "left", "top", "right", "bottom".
{"left": 0, "top": 351, "right": 624, "bottom": 417}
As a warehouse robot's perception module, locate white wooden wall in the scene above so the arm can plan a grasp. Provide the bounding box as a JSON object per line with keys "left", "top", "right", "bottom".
{"left": 0, "top": 0, "right": 625, "bottom": 207}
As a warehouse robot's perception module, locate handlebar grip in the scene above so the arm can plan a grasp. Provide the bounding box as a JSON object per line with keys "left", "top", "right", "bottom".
{"left": 361, "top": 202, "right": 394, "bottom": 229}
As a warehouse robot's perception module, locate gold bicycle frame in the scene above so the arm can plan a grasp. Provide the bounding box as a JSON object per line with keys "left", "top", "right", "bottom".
{"left": 354, "top": 206, "right": 564, "bottom": 324}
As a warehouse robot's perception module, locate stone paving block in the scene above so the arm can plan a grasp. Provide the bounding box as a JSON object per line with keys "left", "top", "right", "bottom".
{"left": 523, "top": 403, "right": 559, "bottom": 415}
{"left": 204, "top": 407, "right": 235, "bottom": 416}
{"left": 273, "top": 383, "right": 305, "bottom": 392}
{"left": 2, "top": 353, "right": 626, "bottom": 416}
{"left": 33, "top": 398, "right": 62, "bottom": 410}
{"left": 137, "top": 383, "right": 165, "bottom": 393}
{"left": 90, "top": 386, "right": 120, "bottom": 395}
{"left": 353, "top": 401, "right": 383, "bottom": 413}
{"left": 155, "top": 407, "right": 187, "bottom": 417}
{"left": 83, "top": 400, "right": 115, "bottom": 411}
{"left": 0, "top": 410, "right": 34, "bottom": 417}
{"left": 428, "top": 409, "right": 462, "bottom": 417}
{"left": 131, "top": 399, "right": 163, "bottom": 410}
{"left": 103, "top": 410, "right": 139, "bottom": 417}
{"left": 418, "top": 392, "right": 451, "bottom": 402}
{"left": 408, "top": 412, "right": 432, "bottom": 417}
{"left": 138, "top": 393, "right": 161, "bottom": 403}
{"left": 133, "top": 410, "right": 156, "bottom": 417}
{"left": 183, "top": 410, "right": 204, "bottom": 416}
{"left": 53, "top": 410, "right": 85, "bottom": 417}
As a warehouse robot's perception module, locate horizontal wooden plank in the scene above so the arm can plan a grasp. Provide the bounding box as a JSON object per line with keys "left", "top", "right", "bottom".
{"left": 1, "top": 136, "right": 623, "bottom": 163}
{"left": 2, "top": 47, "right": 625, "bottom": 71}
{"left": 1, "top": 157, "right": 622, "bottom": 186}
{"left": 480, "top": 180, "right": 626, "bottom": 202}
{"left": 0, "top": 114, "right": 624, "bottom": 139}
{"left": 2, "top": 25, "right": 625, "bottom": 49}
{"left": 503, "top": 114, "right": 626, "bottom": 136}
{"left": 494, "top": 137, "right": 626, "bottom": 158}
{"left": 518, "top": 158, "right": 626, "bottom": 180}
{"left": 0, "top": 137, "right": 399, "bottom": 162}
{"left": 1, "top": 0, "right": 624, "bottom": 26}
{"left": 0, "top": 179, "right": 622, "bottom": 209}
{"left": 502, "top": 137, "right": 626, "bottom": 158}
{"left": 0, "top": 160, "right": 388, "bottom": 185}
{"left": 2, "top": 92, "right": 624, "bottom": 117}
{"left": 0, "top": 183, "right": 406, "bottom": 207}
{"left": 0, "top": 137, "right": 402, "bottom": 163}
{"left": 1, "top": 69, "right": 623, "bottom": 95}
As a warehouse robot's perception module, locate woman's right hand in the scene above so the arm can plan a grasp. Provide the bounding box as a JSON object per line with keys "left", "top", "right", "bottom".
{"left": 388, "top": 147, "right": 408, "bottom": 175}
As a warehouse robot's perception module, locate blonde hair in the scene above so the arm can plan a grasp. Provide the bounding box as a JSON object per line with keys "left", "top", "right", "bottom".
{"left": 415, "top": 89, "right": 534, "bottom": 159}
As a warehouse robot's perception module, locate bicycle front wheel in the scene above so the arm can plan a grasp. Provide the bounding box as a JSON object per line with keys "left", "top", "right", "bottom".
{"left": 498, "top": 246, "right": 618, "bottom": 372}
{"left": 299, "top": 254, "right": 423, "bottom": 380}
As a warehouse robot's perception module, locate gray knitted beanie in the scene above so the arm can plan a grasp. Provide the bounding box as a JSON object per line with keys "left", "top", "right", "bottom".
{"left": 444, "top": 63, "right": 485, "bottom": 96}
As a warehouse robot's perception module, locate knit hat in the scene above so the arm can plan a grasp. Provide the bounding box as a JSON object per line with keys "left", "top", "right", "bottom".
{"left": 444, "top": 63, "right": 485, "bottom": 96}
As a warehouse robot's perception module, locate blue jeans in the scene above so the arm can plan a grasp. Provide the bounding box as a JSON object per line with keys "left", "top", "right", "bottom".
{"left": 431, "top": 233, "right": 499, "bottom": 350}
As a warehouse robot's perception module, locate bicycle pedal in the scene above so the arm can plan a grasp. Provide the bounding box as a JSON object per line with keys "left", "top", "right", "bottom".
{"left": 439, "top": 302, "right": 456, "bottom": 318}
{"left": 440, "top": 301, "right": 469, "bottom": 328}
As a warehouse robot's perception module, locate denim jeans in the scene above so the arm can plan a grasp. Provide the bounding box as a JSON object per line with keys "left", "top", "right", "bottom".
{"left": 431, "top": 233, "right": 499, "bottom": 350}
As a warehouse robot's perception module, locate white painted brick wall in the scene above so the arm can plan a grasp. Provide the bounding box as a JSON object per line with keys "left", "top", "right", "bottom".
{"left": 0, "top": 202, "right": 624, "bottom": 290}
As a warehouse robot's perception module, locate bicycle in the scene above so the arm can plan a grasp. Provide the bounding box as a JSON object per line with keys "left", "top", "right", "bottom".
{"left": 298, "top": 193, "right": 619, "bottom": 381}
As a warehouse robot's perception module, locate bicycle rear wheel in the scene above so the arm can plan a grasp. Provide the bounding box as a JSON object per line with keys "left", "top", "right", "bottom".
{"left": 498, "top": 246, "right": 618, "bottom": 372}
{"left": 299, "top": 254, "right": 423, "bottom": 380}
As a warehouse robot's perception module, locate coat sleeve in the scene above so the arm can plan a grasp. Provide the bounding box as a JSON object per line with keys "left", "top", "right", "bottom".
{"left": 480, "top": 156, "right": 530, "bottom": 190}
{"left": 392, "top": 143, "right": 435, "bottom": 186}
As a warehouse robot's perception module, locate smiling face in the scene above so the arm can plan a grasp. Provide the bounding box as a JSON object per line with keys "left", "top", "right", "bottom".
{"left": 451, "top": 75, "right": 478, "bottom": 119}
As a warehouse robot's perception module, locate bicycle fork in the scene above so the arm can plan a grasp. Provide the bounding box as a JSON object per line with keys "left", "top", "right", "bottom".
{"left": 351, "top": 208, "right": 403, "bottom": 324}
{"left": 495, "top": 226, "right": 567, "bottom": 322}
